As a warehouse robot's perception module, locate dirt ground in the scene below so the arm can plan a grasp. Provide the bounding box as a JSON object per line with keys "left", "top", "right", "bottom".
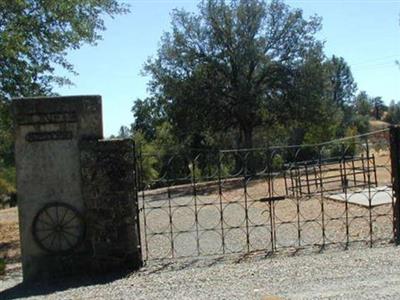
{"left": 0, "top": 207, "right": 20, "bottom": 266}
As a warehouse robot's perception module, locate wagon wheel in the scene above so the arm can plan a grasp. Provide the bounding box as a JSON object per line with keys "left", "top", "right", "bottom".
{"left": 32, "top": 202, "right": 85, "bottom": 254}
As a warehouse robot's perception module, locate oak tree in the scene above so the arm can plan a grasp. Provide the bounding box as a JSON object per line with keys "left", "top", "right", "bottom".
{"left": 142, "top": 0, "right": 323, "bottom": 149}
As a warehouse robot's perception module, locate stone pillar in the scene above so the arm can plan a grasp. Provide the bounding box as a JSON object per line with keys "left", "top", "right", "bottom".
{"left": 80, "top": 139, "right": 142, "bottom": 271}
{"left": 12, "top": 95, "right": 142, "bottom": 282}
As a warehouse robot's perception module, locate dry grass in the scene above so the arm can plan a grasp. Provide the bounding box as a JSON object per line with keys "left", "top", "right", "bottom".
{"left": 0, "top": 207, "right": 20, "bottom": 265}
{"left": 370, "top": 120, "right": 390, "bottom": 131}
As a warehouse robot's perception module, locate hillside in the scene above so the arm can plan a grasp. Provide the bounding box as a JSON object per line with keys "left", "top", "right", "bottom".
{"left": 370, "top": 119, "right": 390, "bottom": 131}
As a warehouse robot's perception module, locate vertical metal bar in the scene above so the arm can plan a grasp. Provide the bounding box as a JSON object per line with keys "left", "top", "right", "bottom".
{"left": 296, "top": 189, "right": 301, "bottom": 247}
{"left": 305, "top": 163, "right": 311, "bottom": 195}
{"left": 269, "top": 199, "right": 275, "bottom": 252}
{"left": 289, "top": 165, "right": 294, "bottom": 197}
{"left": 314, "top": 166, "right": 318, "bottom": 190}
{"left": 267, "top": 152, "right": 272, "bottom": 198}
{"left": 293, "top": 168, "right": 298, "bottom": 196}
{"left": 365, "top": 138, "right": 373, "bottom": 247}
{"left": 339, "top": 154, "right": 345, "bottom": 192}
{"left": 289, "top": 168, "right": 295, "bottom": 197}
{"left": 138, "top": 146, "right": 149, "bottom": 262}
{"left": 270, "top": 166, "right": 275, "bottom": 196}
{"left": 318, "top": 147, "right": 326, "bottom": 247}
{"left": 268, "top": 149, "right": 275, "bottom": 252}
{"left": 361, "top": 154, "right": 367, "bottom": 188}
{"left": 132, "top": 141, "right": 143, "bottom": 265}
{"left": 243, "top": 152, "right": 250, "bottom": 253}
{"left": 166, "top": 157, "right": 175, "bottom": 258}
{"left": 272, "top": 150, "right": 278, "bottom": 252}
{"left": 217, "top": 151, "right": 225, "bottom": 254}
{"left": 389, "top": 126, "right": 400, "bottom": 244}
{"left": 342, "top": 149, "right": 350, "bottom": 248}
{"left": 295, "top": 152, "right": 301, "bottom": 247}
{"left": 283, "top": 170, "right": 288, "bottom": 196}
{"left": 372, "top": 154, "right": 378, "bottom": 187}
{"left": 351, "top": 159, "right": 357, "bottom": 188}
{"left": 297, "top": 166, "right": 304, "bottom": 197}
{"left": 191, "top": 156, "right": 200, "bottom": 256}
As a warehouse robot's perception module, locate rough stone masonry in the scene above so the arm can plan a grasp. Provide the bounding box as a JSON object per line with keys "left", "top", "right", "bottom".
{"left": 12, "top": 95, "right": 142, "bottom": 282}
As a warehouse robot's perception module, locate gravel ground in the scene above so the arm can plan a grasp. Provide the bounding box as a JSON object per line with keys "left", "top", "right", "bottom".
{"left": 2, "top": 245, "right": 400, "bottom": 299}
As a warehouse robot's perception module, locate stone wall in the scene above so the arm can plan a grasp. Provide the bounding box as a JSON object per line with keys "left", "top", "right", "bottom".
{"left": 80, "top": 139, "right": 142, "bottom": 271}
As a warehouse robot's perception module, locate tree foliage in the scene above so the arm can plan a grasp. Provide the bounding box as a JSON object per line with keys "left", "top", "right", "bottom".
{"left": 372, "top": 96, "right": 386, "bottom": 120}
{"left": 385, "top": 100, "right": 400, "bottom": 124}
{"left": 133, "top": 0, "right": 374, "bottom": 156}
{"left": 355, "top": 91, "right": 372, "bottom": 116}
{"left": 0, "top": 0, "right": 128, "bottom": 100}
{"left": 327, "top": 55, "right": 357, "bottom": 108}
{"left": 142, "top": 0, "right": 324, "bottom": 149}
{"left": 129, "top": 0, "right": 389, "bottom": 185}
{"left": 132, "top": 97, "right": 166, "bottom": 140}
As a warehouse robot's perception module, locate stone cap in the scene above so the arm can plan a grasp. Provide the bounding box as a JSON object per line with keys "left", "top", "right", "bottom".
{"left": 12, "top": 95, "right": 103, "bottom": 140}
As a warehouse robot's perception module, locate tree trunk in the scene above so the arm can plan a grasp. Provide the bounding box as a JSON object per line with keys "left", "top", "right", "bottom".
{"left": 243, "top": 126, "right": 253, "bottom": 149}
{"left": 242, "top": 126, "right": 255, "bottom": 174}
{"left": 236, "top": 128, "right": 243, "bottom": 149}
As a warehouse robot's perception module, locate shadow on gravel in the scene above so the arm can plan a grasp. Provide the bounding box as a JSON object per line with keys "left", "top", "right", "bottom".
{"left": 0, "top": 257, "right": 233, "bottom": 299}
{"left": 0, "top": 270, "right": 131, "bottom": 300}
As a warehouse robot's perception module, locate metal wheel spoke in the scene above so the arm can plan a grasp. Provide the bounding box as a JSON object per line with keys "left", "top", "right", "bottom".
{"left": 44, "top": 209, "right": 57, "bottom": 226}
{"left": 33, "top": 202, "right": 85, "bottom": 254}
{"left": 63, "top": 214, "right": 78, "bottom": 226}
{"left": 36, "top": 228, "right": 54, "bottom": 232}
{"left": 57, "top": 232, "right": 62, "bottom": 250}
{"left": 37, "top": 218, "right": 53, "bottom": 227}
{"left": 59, "top": 206, "right": 69, "bottom": 225}
{"left": 63, "top": 224, "right": 80, "bottom": 230}
{"left": 61, "top": 231, "right": 74, "bottom": 248}
{"left": 39, "top": 231, "right": 56, "bottom": 243}
{"left": 62, "top": 229, "right": 80, "bottom": 239}
{"left": 55, "top": 205, "right": 60, "bottom": 224}
{"left": 49, "top": 232, "right": 58, "bottom": 248}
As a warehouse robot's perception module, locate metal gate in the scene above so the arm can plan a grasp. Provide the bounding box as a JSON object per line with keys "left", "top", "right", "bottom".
{"left": 136, "top": 128, "right": 398, "bottom": 262}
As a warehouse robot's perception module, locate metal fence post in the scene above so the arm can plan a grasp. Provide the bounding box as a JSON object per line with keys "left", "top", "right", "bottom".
{"left": 389, "top": 125, "right": 400, "bottom": 244}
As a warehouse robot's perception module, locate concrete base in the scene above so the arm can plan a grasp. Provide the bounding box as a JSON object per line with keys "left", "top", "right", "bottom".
{"left": 327, "top": 186, "right": 394, "bottom": 207}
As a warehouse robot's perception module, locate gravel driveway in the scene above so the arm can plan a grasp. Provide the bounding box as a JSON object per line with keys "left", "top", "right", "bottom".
{"left": 2, "top": 245, "right": 400, "bottom": 299}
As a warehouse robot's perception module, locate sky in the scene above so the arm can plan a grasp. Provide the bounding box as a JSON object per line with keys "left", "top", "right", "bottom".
{"left": 54, "top": 0, "right": 400, "bottom": 137}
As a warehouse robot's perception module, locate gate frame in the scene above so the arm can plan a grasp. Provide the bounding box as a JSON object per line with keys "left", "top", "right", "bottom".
{"left": 137, "top": 129, "right": 397, "bottom": 262}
